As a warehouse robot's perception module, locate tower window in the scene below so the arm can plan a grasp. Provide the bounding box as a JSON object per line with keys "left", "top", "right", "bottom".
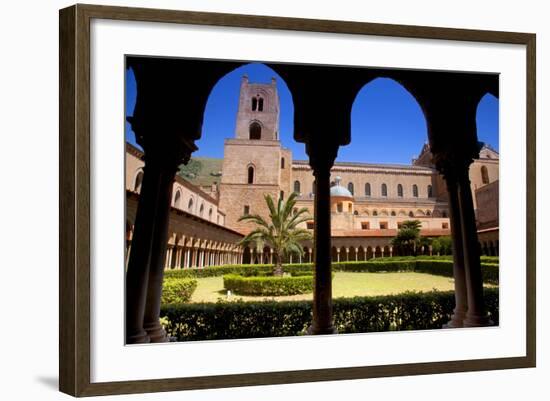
{"left": 188, "top": 198, "right": 193, "bottom": 212}
{"left": 337, "top": 203, "right": 343, "bottom": 213}
{"left": 397, "top": 184, "right": 403, "bottom": 197}
{"left": 481, "top": 166, "right": 489, "bottom": 184}
{"left": 280, "top": 190, "right": 284, "bottom": 200}
{"left": 174, "top": 190, "right": 181, "bottom": 208}
{"left": 381, "top": 183, "right": 387, "bottom": 197}
{"left": 413, "top": 184, "right": 419, "bottom": 197}
{"left": 365, "top": 183, "right": 371, "bottom": 197}
{"left": 428, "top": 185, "right": 433, "bottom": 198}
{"left": 249, "top": 122, "right": 262, "bottom": 140}
{"left": 294, "top": 180, "right": 301, "bottom": 194}
{"left": 281, "top": 157, "right": 285, "bottom": 169}
{"left": 258, "top": 97, "right": 264, "bottom": 111}
{"left": 247, "top": 166, "right": 254, "bottom": 184}
{"left": 244, "top": 205, "right": 250, "bottom": 215}
{"left": 251, "top": 98, "right": 257, "bottom": 111}
{"left": 348, "top": 182, "right": 354, "bottom": 195}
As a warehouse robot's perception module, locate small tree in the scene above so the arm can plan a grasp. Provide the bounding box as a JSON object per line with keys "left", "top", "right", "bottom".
{"left": 432, "top": 235, "right": 453, "bottom": 255}
{"left": 238, "top": 192, "right": 313, "bottom": 276}
{"left": 391, "top": 220, "right": 422, "bottom": 256}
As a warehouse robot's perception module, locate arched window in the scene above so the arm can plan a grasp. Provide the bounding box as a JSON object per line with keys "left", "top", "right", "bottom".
{"left": 412, "top": 184, "right": 418, "bottom": 197}
{"left": 133, "top": 171, "right": 144, "bottom": 192}
{"left": 391, "top": 211, "right": 396, "bottom": 216}
{"left": 373, "top": 210, "right": 378, "bottom": 216}
{"left": 397, "top": 184, "right": 403, "bottom": 197}
{"left": 174, "top": 190, "right": 181, "bottom": 208}
{"left": 337, "top": 203, "right": 343, "bottom": 213}
{"left": 427, "top": 185, "right": 433, "bottom": 198}
{"left": 251, "top": 98, "right": 257, "bottom": 111}
{"left": 258, "top": 97, "right": 264, "bottom": 111}
{"left": 365, "top": 183, "right": 371, "bottom": 197}
{"left": 208, "top": 208, "right": 213, "bottom": 221}
{"left": 199, "top": 204, "right": 204, "bottom": 217}
{"left": 281, "top": 157, "right": 285, "bottom": 169}
{"left": 409, "top": 211, "right": 414, "bottom": 217}
{"left": 249, "top": 122, "right": 262, "bottom": 140}
{"left": 188, "top": 198, "right": 193, "bottom": 211}
{"left": 247, "top": 166, "right": 254, "bottom": 184}
{"left": 280, "top": 190, "right": 284, "bottom": 200}
{"left": 294, "top": 180, "right": 301, "bottom": 194}
{"left": 348, "top": 182, "right": 354, "bottom": 195}
{"left": 481, "top": 166, "right": 489, "bottom": 184}
{"left": 381, "top": 183, "right": 387, "bottom": 197}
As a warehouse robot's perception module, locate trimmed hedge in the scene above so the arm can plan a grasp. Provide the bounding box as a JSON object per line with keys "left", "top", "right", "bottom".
{"left": 160, "top": 288, "right": 499, "bottom": 341}
{"left": 161, "top": 278, "right": 198, "bottom": 304}
{"left": 223, "top": 274, "right": 314, "bottom": 296}
{"left": 164, "top": 259, "right": 498, "bottom": 285}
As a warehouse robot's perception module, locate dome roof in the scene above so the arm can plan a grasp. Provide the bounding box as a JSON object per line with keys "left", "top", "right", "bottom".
{"left": 330, "top": 176, "right": 353, "bottom": 198}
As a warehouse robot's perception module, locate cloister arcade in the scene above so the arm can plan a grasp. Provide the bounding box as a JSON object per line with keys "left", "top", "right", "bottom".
{"left": 125, "top": 56, "right": 497, "bottom": 344}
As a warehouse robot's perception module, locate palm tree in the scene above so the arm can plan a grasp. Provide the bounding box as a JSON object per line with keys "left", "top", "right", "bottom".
{"left": 238, "top": 192, "right": 313, "bottom": 276}
{"left": 391, "top": 220, "right": 422, "bottom": 256}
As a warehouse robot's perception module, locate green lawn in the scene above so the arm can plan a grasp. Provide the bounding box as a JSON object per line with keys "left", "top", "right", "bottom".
{"left": 190, "top": 272, "right": 462, "bottom": 303}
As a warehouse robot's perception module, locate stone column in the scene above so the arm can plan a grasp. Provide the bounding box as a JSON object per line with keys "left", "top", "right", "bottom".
{"left": 308, "top": 248, "right": 312, "bottom": 263}
{"left": 125, "top": 160, "right": 166, "bottom": 344}
{"left": 436, "top": 162, "right": 469, "bottom": 328}
{"left": 355, "top": 248, "right": 358, "bottom": 261}
{"left": 336, "top": 249, "right": 340, "bottom": 262}
{"left": 307, "top": 144, "right": 338, "bottom": 335}
{"left": 457, "top": 165, "right": 491, "bottom": 327}
{"left": 389, "top": 246, "right": 393, "bottom": 258}
{"left": 143, "top": 164, "right": 181, "bottom": 343}
{"left": 270, "top": 249, "right": 274, "bottom": 264}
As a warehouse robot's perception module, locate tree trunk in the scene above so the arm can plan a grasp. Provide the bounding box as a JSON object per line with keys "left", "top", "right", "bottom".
{"left": 273, "top": 253, "right": 283, "bottom": 277}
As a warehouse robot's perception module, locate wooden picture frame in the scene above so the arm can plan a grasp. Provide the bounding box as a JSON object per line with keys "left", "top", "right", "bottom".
{"left": 59, "top": 3, "right": 536, "bottom": 397}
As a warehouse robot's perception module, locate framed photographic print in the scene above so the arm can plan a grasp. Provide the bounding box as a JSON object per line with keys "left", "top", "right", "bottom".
{"left": 59, "top": 4, "right": 536, "bottom": 397}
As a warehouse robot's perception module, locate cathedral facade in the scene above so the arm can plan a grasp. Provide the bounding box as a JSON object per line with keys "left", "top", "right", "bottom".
{"left": 125, "top": 76, "right": 499, "bottom": 267}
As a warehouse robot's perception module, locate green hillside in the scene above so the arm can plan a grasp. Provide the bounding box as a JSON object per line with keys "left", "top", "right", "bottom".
{"left": 177, "top": 157, "right": 224, "bottom": 187}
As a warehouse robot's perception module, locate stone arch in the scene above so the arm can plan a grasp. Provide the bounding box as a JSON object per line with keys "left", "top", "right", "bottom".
{"left": 357, "top": 246, "right": 365, "bottom": 261}
{"left": 366, "top": 246, "right": 374, "bottom": 259}
{"left": 340, "top": 246, "right": 348, "bottom": 262}
{"left": 331, "top": 246, "right": 338, "bottom": 262}
{"left": 294, "top": 180, "right": 301, "bottom": 194}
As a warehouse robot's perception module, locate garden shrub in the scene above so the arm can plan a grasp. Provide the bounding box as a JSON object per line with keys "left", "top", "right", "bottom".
{"left": 223, "top": 274, "right": 314, "bottom": 296}
{"left": 160, "top": 288, "right": 499, "bottom": 341}
{"left": 163, "top": 258, "right": 498, "bottom": 285}
{"left": 161, "top": 278, "right": 198, "bottom": 304}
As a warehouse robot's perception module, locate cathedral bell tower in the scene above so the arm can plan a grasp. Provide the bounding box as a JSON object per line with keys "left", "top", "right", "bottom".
{"left": 234, "top": 75, "right": 280, "bottom": 141}
{"left": 219, "top": 75, "right": 292, "bottom": 232}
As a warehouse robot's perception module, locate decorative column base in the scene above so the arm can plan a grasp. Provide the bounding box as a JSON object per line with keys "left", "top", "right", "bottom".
{"left": 306, "top": 324, "right": 338, "bottom": 335}
{"left": 443, "top": 308, "right": 467, "bottom": 328}
{"left": 463, "top": 314, "right": 493, "bottom": 328}
{"left": 143, "top": 322, "right": 169, "bottom": 343}
{"left": 127, "top": 330, "right": 150, "bottom": 344}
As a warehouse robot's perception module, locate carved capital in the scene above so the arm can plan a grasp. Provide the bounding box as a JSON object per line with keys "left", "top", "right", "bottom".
{"left": 306, "top": 141, "right": 339, "bottom": 176}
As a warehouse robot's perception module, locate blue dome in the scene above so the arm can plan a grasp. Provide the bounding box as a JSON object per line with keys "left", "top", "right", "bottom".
{"left": 330, "top": 177, "right": 353, "bottom": 198}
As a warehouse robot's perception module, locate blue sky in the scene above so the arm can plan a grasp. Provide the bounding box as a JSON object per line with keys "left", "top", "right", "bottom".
{"left": 125, "top": 63, "right": 499, "bottom": 164}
